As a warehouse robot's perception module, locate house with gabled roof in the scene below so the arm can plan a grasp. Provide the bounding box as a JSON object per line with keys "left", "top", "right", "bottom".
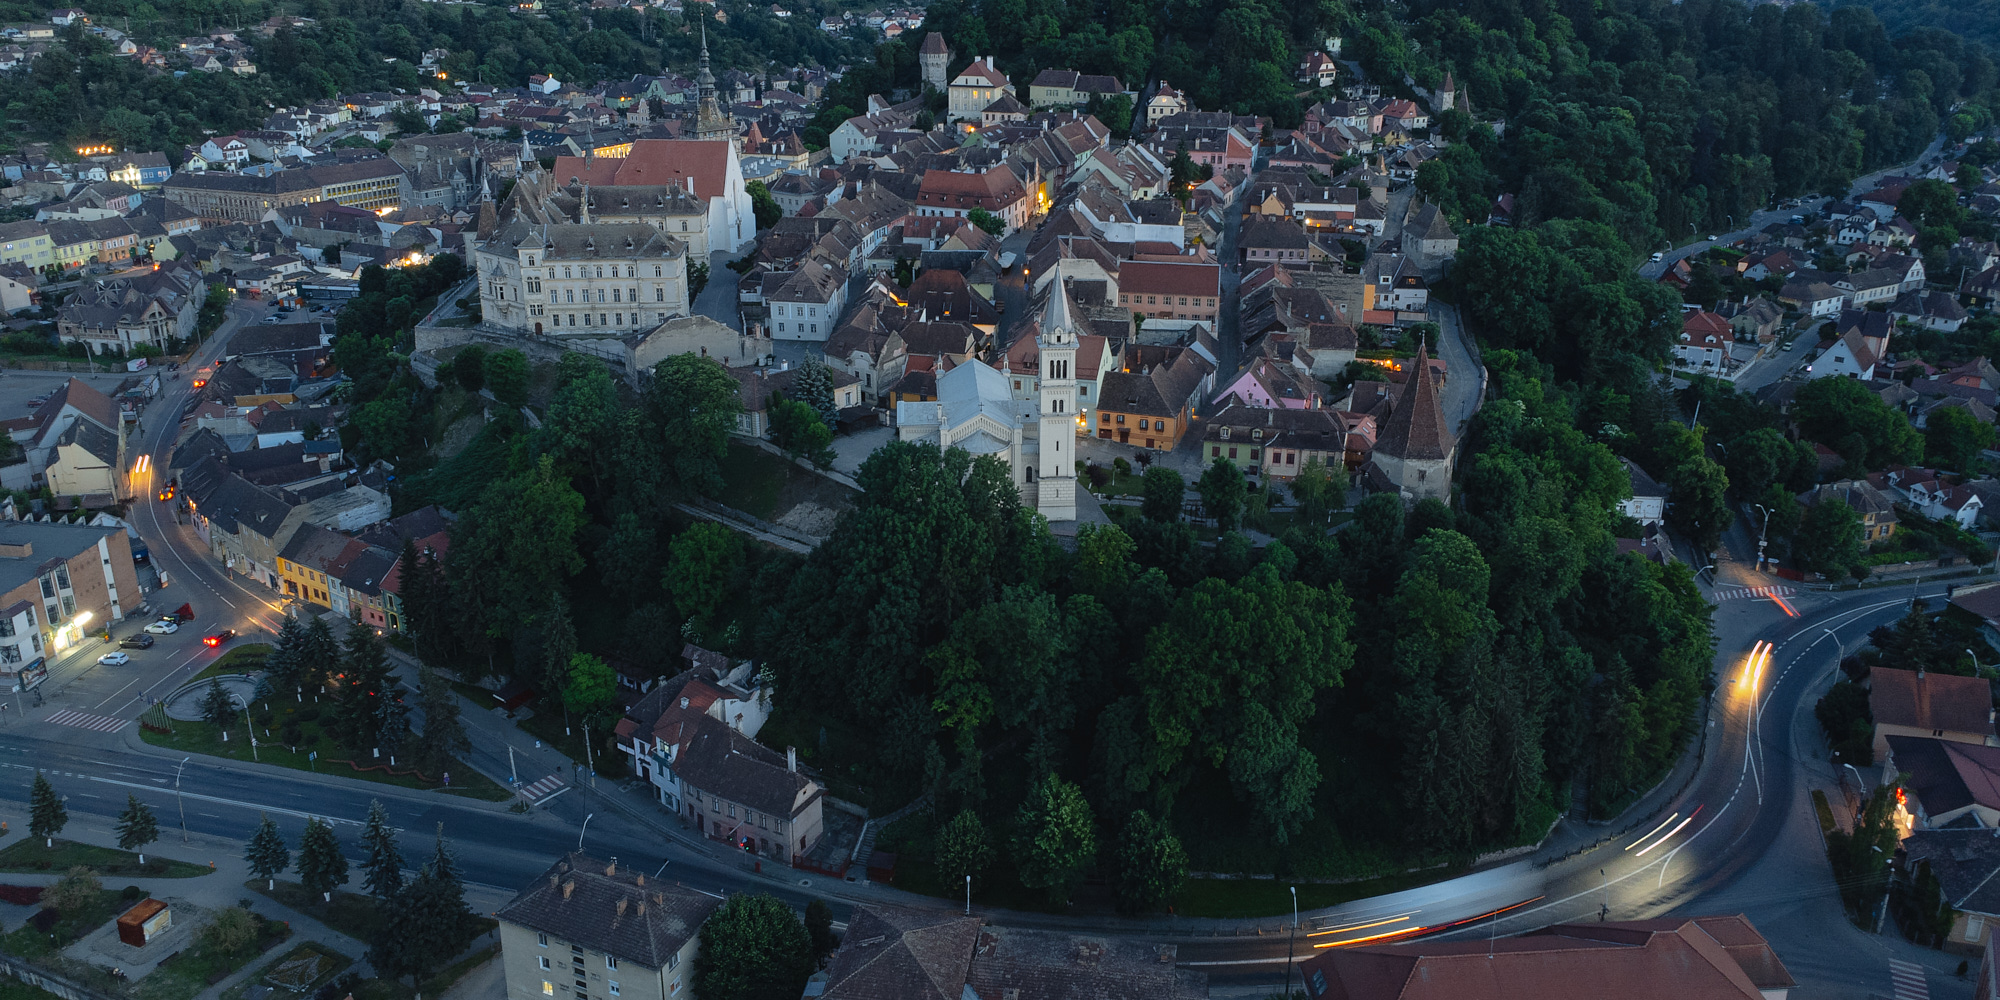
{"left": 495, "top": 853, "right": 719, "bottom": 1000}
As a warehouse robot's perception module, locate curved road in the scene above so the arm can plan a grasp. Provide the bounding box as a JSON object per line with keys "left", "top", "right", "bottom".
{"left": 0, "top": 299, "right": 1962, "bottom": 998}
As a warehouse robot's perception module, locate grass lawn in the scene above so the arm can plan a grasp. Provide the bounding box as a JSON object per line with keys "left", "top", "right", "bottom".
{"left": 0, "top": 980, "right": 64, "bottom": 1000}
{"left": 717, "top": 443, "right": 789, "bottom": 520}
{"left": 0, "top": 839, "right": 210, "bottom": 878}
{"left": 221, "top": 940, "right": 354, "bottom": 1000}
{"left": 188, "top": 644, "right": 273, "bottom": 684}
{"left": 248, "top": 882, "right": 384, "bottom": 944}
{"left": 141, "top": 704, "right": 510, "bottom": 802}
{"left": 0, "top": 889, "right": 125, "bottom": 957}
{"left": 350, "top": 944, "right": 498, "bottom": 1000}
{"left": 130, "top": 909, "right": 291, "bottom": 1000}
{"left": 1813, "top": 789, "right": 1837, "bottom": 835}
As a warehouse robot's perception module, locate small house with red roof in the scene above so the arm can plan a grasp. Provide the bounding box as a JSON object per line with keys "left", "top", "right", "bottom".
{"left": 1676, "top": 310, "right": 1732, "bottom": 370}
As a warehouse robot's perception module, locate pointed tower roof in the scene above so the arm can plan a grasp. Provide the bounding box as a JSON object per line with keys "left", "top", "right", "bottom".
{"left": 1442, "top": 70, "right": 1455, "bottom": 91}
{"left": 1374, "top": 338, "right": 1454, "bottom": 461}
{"left": 1040, "top": 267, "right": 1075, "bottom": 339}
{"left": 691, "top": 24, "right": 735, "bottom": 141}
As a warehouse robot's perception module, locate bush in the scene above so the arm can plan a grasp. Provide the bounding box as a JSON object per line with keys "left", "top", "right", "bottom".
{"left": 122, "top": 885, "right": 144, "bottom": 901}
{"left": 1113, "top": 457, "right": 1131, "bottom": 475}
{"left": 1085, "top": 464, "right": 1110, "bottom": 488}
{"left": 292, "top": 708, "right": 321, "bottom": 724}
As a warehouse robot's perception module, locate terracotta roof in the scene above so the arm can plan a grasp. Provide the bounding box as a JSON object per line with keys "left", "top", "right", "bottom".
{"left": 1120, "top": 260, "right": 1220, "bottom": 298}
{"left": 1870, "top": 667, "right": 1995, "bottom": 738}
{"left": 1298, "top": 916, "right": 1788, "bottom": 1000}
{"left": 1372, "top": 339, "right": 1453, "bottom": 461}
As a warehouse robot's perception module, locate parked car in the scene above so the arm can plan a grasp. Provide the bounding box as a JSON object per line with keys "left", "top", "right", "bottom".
{"left": 143, "top": 621, "right": 179, "bottom": 635}
{"left": 119, "top": 635, "right": 154, "bottom": 649}
{"left": 96, "top": 652, "right": 129, "bottom": 666}
{"left": 203, "top": 629, "right": 236, "bottom": 647}
{"left": 1649, "top": 252, "right": 1665, "bottom": 262}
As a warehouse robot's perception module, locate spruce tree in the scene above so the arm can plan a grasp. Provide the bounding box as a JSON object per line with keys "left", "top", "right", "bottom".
{"left": 360, "top": 799, "right": 404, "bottom": 900}
{"left": 264, "top": 614, "right": 307, "bottom": 694}
{"left": 424, "top": 823, "right": 473, "bottom": 956}
{"left": 791, "top": 354, "right": 839, "bottom": 427}
{"left": 29, "top": 772, "right": 65, "bottom": 847}
{"left": 296, "top": 817, "right": 349, "bottom": 902}
{"left": 298, "top": 616, "right": 340, "bottom": 688}
{"left": 415, "top": 667, "right": 469, "bottom": 779}
{"left": 201, "top": 676, "right": 238, "bottom": 728}
{"left": 333, "top": 622, "right": 398, "bottom": 754}
{"left": 115, "top": 794, "right": 159, "bottom": 864}
{"left": 245, "top": 814, "right": 290, "bottom": 890}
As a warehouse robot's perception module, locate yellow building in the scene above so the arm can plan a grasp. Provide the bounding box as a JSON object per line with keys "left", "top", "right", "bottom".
{"left": 0, "top": 222, "right": 54, "bottom": 269}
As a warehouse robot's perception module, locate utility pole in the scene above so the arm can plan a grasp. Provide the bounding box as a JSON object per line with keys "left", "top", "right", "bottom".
{"left": 174, "top": 756, "right": 189, "bottom": 844}
{"left": 508, "top": 745, "right": 518, "bottom": 784}
{"left": 1753, "top": 503, "right": 1772, "bottom": 572}
{"left": 964, "top": 874, "right": 971, "bottom": 916}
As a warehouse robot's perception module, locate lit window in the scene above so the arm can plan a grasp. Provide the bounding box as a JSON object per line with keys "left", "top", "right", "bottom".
{"left": 542, "top": 984, "right": 554, "bottom": 997}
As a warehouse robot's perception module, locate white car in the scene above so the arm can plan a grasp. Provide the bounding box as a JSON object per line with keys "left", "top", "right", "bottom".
{"left": 143, "top": 621, "right": 179, "bottom": 635}
{"left": 97, "top": 652, "right": 129, "bottom": 666}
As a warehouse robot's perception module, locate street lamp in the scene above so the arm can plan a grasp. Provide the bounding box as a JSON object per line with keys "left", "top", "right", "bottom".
{"left": 174, "top": 756, "right": 190, "bottom": 844}
{"left": 1752, "top": 504, "right": 1773, "bottom": 571}
{"left": 1970, "top": 648, "right": 1984, "bottom": 677}
{"left": 1284, "top": 886, "right": 1299, "bottom": 999}
{"left": 578, "top": 813, "right": 594, "bottom": 851}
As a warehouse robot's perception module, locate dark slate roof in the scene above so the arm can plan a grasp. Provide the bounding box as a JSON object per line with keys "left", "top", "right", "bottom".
{"left": 170, "top": 428, "right": 230, "bottom": 472}
{"left": 1624, "top": 458, "right": 1666, "bottom": 501}
{"left": 56, "top": 418, "right": 119, "bottom": 466}
{"left": 670, "top": 712, "right": 818, "bottom": 818}
{"left": 495, "top": 854, "right": 721, "bottom": 970}
{"left": 1887, "top": 734, "right": 2000, "bottom": 821}
{"left": 1904, "top": 830, "right": 2000, "bottom": 916}
{"left": 1373, "top": 339, "right": 1453, "bottom": 461}
{"left": 823, "top": 906, "right": 982, "bottom": 1000}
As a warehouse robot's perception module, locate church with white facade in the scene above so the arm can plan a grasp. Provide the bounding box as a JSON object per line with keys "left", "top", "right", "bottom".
{"left": 894, "top": 282, "right": 1081, "bottom": 522}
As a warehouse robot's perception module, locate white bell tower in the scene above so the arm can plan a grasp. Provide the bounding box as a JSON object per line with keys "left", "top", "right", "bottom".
{"left": 1035, "top": 285, "right": 1079, "bottom": 522}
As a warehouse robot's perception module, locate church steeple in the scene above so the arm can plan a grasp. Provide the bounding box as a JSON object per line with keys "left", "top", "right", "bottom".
{"left": 692, "top": 24, "right": 734, "bottom": 141}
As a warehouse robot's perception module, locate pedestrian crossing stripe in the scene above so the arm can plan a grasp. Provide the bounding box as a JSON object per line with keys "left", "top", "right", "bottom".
{"left": 1890, "top": 959, "right": 1930, "bottom": 1000}
{"left": 1713, "top": 585, "right": 1797, "bottom": 602}
{"left": 519, "top": 774, "right": 568, "bottom": 803}
{"left": 43, "top": 709, "right": 129, "bottom": 733}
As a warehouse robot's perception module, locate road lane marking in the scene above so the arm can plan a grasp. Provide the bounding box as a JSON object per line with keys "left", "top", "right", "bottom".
{"left": 43, "top": 709, "right": 129, "bottom": 733}
{"left": 1890, "top": 959, "right": 1930, "bottom": 1000}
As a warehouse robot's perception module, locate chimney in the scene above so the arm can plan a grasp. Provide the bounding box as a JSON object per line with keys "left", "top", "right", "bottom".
{"left": 605, "top": 860, "right": 616, "bottom": 876}
{"left": 635, "top": 873, "right": 645, "bottom": 886}
{"left": 787, "top": 746, "right": 797, "bottom": 772}
{"left": 616, "top": 898, "right": 628, "bottom": 916}
{"left": 562, "top": 880, "right": 575, "bottom": 899}
{"left": 680, "top": 696, "right": 689, "bottom": 709}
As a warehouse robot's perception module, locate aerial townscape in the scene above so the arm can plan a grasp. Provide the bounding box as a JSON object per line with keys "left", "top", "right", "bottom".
{"left": 8, "top": 0, "right": 2000, "bottom": 997}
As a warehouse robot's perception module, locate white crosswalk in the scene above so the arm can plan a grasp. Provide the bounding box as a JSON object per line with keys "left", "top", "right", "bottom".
{"left": 1890, "top": 959, "right": 1930, "bottom": 1000}
{"left": 43, "top": 709, "right": 129, "bottom": 733}
{"left": 518, "top": 774, "right": 569, "bottom": 804}
{"left": 1713, "top": 585, "right": 1797, "bottom": 602}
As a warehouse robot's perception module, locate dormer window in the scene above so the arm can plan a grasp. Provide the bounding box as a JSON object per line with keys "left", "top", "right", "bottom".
{"left": 1219, "top": 427, "right": 1230, "bottom": 441}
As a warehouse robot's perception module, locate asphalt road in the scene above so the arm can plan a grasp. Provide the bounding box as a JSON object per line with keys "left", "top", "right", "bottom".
{"left": 1637, "top": 134, "right": 1947, "bottom": 282}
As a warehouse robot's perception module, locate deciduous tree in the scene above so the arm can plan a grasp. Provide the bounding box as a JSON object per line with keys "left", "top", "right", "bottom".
{"left": 692, "top": 894, "right": 815, "bottom": 1000}
{"left": 1011, "top": 773, "right": 1096, "bottom": 905}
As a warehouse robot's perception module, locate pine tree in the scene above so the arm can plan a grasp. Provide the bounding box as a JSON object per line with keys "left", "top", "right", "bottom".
{"left": 115, "top": 794, "right": 159, "bottom": 864}
{"left": 333, "top": 622, "right": 399, "bottom": 755}
{"left": 791, "top": 354, "right": 839, "bottom": 428}
{"left": 29, "top": 772, "right": 65, "bottom": 847}
{"left": 245, "top": 814, "right": 290, "bottom": 890}
{"left": 201, "top": 676, "right": 238, "bottom": 728}
{"left": 298, "top": 616, "right": 340, "bottom": 688}
{"left": 296, "top": 817, "right": 349, "bottom": 902}
{"left": 424, "top": 823, "right": 473, "bottom": 956}
{"left": 264, "top": 614, "right": 307, "bottom": 694}
{"left": 415, "top": 667, "right": 469, "bottom": 779}
{"left": 360, "top": 799, "right": 404, "bottom": 900}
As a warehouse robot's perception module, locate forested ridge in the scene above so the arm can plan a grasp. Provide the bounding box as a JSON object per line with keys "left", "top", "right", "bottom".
{"left": 0, "top": 0, "right": 874, "bottom": 155}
